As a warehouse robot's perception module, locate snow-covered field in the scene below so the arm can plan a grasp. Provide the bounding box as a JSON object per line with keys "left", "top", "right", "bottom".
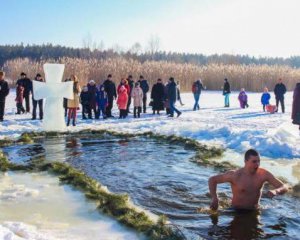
{"left": 1, "top": 90, "right": 299, "bottom": 159}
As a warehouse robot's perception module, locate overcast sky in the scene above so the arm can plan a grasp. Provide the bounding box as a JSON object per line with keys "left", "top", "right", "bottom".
{"left": 2, "top": 0, "right": 300, "bottom": 58}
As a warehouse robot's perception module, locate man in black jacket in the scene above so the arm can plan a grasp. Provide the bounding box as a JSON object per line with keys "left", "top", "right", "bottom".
{"left": 138, "top": 75, "right": 149, "bottom": 113}
{"left": 223, "top": 78, "right": 231, "bottom": 107}
{"left": 274, "top": 78, "right": 287, "bottom": 113}
{"left": 103, "top": 74, "right": 117, "bottom": 117}
{"left": 0, "top": 71, "right": 10, "bottom": 121}
{"left": 17, "top": 72, "right": 32, "bottom": 113}
{"left": 126, "top": 75, "right": 134, "bottom": 114}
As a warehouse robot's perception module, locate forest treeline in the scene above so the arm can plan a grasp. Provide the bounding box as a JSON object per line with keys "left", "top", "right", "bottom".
{"left": 2, "top": 44, "right": 300, "bottom": 68}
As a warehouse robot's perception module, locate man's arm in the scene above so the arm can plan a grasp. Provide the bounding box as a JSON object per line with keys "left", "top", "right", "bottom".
{"left": 208, "top": 170, "right": 234, "bottom": 210}
{"left": 265, "top": 171, "right": 288, "bottom": 198}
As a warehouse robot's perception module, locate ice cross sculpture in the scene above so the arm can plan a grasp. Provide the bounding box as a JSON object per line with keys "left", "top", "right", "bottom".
{"left": 32, "top": 63, "right": 74, "bottom": 131}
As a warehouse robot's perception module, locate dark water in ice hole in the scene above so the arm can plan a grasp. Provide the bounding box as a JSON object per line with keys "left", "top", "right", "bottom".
{"left": 3, "top": 135, "right": 300, "bottom": 240}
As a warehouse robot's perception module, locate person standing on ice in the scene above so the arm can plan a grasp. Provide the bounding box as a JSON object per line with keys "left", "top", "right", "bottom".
{"left": 131, "top": 82, "right": 143, "bottom": 118}
{"left": 238, "top": 88, "right": 249, "bottom": 109}
{"left": 261, "top": 87, "right": 271, "bottom": 112}
{"left": 274, "top": 78, "right": 287, "bottom": 113}
{"left": 192, "top": 79, "right": 205, "bottom": 111}
{"left": 291, "top": 82, "right": 300, "bottom": 131}
{"left": 80, "top": 86, "right": 90, "bottom": 120}
{"left": 117, "top": 78, "right": 131, "bottom": 117}
{"left": 87, "top": 80, "right": 98, "bottom": 119}
{"left": 31, "top": 73, "right": 44, "bottom": 120}
{"left": 117, "top": 84, "right": 128, "bottom": 119}
{"left": 126, "top": 75, "right": 134, "bottom": 114}
{"left": 15, "top": 82, "right": 25, "bottom": 114}
{"left": 16, "top": 72, "right": 32, "bottom": 113}
{"left": 164, "top": 80, "right": 171, "bottom": 115}
{"left": 0, "top": 71, "right": 9, "bottom": 122}
{"left": 67, "top": 75, "right": 81, "bottom": 126}
{"left": 96, "top": 84, "right": 108, "bottom": 119}
{"left": 223, "top": 78, "right": 231, "bottom": 107}
{"left": 103, "top": 74, "right": 117, "bottom": 118}
{"left": 138, "top": 75, "right": 149, "bottom": 113}
{"left": 151, "top": 78, "right": 165, "bottom": 115}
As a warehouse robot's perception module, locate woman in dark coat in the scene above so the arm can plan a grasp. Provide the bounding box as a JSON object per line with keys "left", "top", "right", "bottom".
{"left": 87, "top": 80, "right": 98, "bottom": 119}
{"left": 151, "top": 78, "right": 165, "bottom": 114}
{"left": 292, "top": 82, "right": 300, "bottom": 130}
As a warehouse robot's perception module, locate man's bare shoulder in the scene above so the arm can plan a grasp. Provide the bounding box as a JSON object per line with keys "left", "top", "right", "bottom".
{"left": 257, "top": 167, "right": 272, "bottom": 177}
{"left": 222, "top": 169, "right": 239, "bottom": 180}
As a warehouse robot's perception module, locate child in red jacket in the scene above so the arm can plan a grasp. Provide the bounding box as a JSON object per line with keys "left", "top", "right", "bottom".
{"left": 15, "top": 83, "right": 25, "bottom": 114}
{"left": 117, "top": 85, "right": 128, "bottom": 119}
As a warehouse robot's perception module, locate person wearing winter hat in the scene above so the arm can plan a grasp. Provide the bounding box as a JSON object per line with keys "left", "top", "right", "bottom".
{"left": 116, "top": 85, "right": 128, "bottom": 119}
{"left": 131, "top": 82, "right": 143, "bottom": 118}
{"left": 87, "top": 80, "right": 98, "bottom": 119}
{"left": 103, "top": 74, "right": 117, "bottom": 118}
{"left": 80, "top": 86, "right": 90, "bottom": 120}
{"left": 96, "top": 84, "right": 108, "bottom": 119}
{"left": 31, "top": 73, "right": 44, "bottom": 120}
{"left": 223, "top": 78, "right": 231, "bottom": 107}
{"left": 16, "top": 72, "right": 32, "bottom": 113}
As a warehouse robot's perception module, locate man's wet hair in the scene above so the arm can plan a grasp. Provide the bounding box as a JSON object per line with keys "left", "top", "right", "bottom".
{"left": 245, "top": 149, "right": 259, "bottom": 161}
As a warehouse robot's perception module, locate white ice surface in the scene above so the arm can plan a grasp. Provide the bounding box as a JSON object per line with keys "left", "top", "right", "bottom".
{"left": 0, "top": 172, "right": 144, "bottom": 240}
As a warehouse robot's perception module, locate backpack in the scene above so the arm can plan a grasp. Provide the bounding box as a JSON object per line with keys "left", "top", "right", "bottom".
{"left": 192, "top": 82, "right": 198, "bottom": 94}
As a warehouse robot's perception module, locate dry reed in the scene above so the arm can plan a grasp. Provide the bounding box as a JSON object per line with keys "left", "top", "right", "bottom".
{"left": 3, "top": 57, "right": 300, "bottom": 92}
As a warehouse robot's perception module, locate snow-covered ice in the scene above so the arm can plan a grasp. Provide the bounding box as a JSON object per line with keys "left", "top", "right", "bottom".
{"left": 0, "top": 172, "right": 144, "bottom": 240}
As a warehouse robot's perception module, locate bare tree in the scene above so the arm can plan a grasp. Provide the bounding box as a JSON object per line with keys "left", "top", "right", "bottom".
{"left": 97, "top": 40, "right": 105, "bottom": 51}
{"left": 82, "top": 33, "right": 104, "bottom": 51}
{"left": 129, "top": 42, "right": 142, "bottom": 55}
{"left": 112, "top": 44, "right": 124, "bottom": 54}
{"left": 82, "top": 33, "right": 93, "bottom": 50}
{"left": 146, "top": 35, "right": 160, "bottom": 58}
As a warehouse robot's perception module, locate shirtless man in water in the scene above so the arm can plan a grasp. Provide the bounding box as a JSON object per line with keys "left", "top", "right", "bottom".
{"left": 209, "top": 149, "right": 288, "bottom": 210}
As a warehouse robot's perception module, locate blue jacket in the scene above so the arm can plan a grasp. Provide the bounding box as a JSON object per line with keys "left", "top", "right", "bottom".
{"left": 261, "top": 92, "right": 271, "bottom": 105}
{"left": 96, "top": 89, "right": 108, "bottom": 107}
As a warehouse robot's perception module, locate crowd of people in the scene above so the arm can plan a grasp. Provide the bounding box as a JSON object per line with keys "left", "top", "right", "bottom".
{"left": 0, "top": 71, "right": 299, "bottom": 130}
